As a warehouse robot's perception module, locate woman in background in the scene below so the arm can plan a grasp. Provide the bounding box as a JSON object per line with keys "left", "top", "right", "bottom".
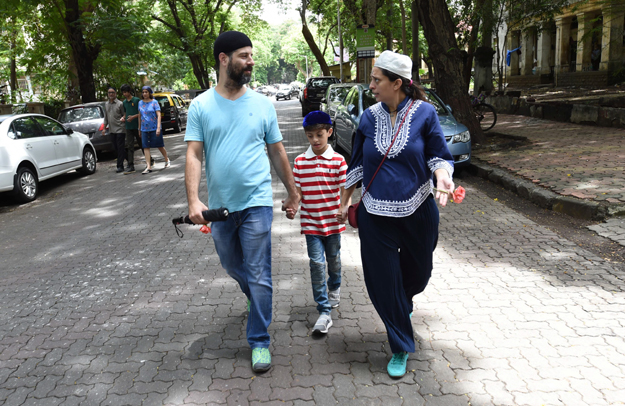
{"left": 138, "top": 86, "right": 170, "bottom": 174}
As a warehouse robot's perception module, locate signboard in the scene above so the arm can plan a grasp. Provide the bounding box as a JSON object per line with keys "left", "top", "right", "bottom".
{"left": 356, "top": 25, "right": 375, "bottom": 58}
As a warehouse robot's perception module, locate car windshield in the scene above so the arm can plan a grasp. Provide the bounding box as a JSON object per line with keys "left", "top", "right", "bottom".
{"left": 310, "top": 79, "right": 336, "bottom": 87}
{"left": 424, "top": 91, "right": 449, "bottom": 115}
{"left": 155, "top": 96, "right": 171, "bottom": 108}
{"left": 58, "top": 106, "right": 102, "bottom": 123}
{"left": 362, "top": 89, "right": 377, "bottom": 109}
{"left": 279, "top": 85, "right": 290, "bottom": 90}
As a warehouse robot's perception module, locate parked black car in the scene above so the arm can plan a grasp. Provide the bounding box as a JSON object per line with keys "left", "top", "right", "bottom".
{"left": 301, "top": 76, "right": 340, "bottom": 117}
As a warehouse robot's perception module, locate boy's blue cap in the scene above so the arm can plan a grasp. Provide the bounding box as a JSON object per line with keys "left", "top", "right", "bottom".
{"left": 303, "top": 111, "right": 332, "bottom": 127}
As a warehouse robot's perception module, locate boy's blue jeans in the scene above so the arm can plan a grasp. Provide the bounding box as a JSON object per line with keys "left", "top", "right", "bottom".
{"left": 211, "top": 206, "right": 273, "bottom": 349}
{"left": 305, "top": 233, "right": 342, "bottom": 315}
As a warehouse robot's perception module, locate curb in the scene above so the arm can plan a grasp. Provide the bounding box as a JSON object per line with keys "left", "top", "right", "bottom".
{"left": 467, "top": 160, "right": 625, "bottom": 221}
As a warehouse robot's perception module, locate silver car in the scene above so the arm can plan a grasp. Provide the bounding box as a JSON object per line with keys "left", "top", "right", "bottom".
{"left": 321, "top": 83, "right": 356, "bottom": 119}
{"left": 0, "top": 113, "right": 97, "bottom": 203}
{"left": 57, "top": 102, "right": 113, "bottom": 152}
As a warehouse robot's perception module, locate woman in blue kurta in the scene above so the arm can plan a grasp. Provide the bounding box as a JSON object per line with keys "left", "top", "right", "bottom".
{"left": 337, "top": 51, "right": 455, "bottom": 378}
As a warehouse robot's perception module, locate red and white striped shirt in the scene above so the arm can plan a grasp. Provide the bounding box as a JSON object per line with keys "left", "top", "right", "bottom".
{"left": 293, "top": 146, "right": 347, "bottom": 236}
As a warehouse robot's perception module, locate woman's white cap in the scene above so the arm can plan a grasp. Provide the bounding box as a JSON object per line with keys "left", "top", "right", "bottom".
{"left": 374, "top": 51, "right": 413, "bottom": 80}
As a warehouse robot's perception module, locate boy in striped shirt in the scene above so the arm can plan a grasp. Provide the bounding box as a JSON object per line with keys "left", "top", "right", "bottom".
{"left": 292, "top": 111, "right": 348, "bottom": 334}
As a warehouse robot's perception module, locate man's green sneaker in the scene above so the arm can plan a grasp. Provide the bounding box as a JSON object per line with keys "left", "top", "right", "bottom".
{"left": 251, "top": 347, "right": 271, "bottom": 372}
{"left": 387, "top": 352, "right": 409, "bottom": 378}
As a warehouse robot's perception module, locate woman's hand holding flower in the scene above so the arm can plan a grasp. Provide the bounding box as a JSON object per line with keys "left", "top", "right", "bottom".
{"left": 433, "top": 185, "right": 466, "bottom": 205}
{"left": 435, "top": 177, "right": 455, "bottom": 207}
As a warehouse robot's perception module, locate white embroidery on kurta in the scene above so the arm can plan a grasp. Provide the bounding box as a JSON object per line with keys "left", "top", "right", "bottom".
{"left": 370, "top": 100, "right": 422, "bottom": 159}
{"left": 428, "top": 157, "right": 454, "bottom": 178}
{"left": 362, "top": 179, "right": 433, "bottom": 217}
{"left": 345, "top": 165, "right": 363, "bottom": 189}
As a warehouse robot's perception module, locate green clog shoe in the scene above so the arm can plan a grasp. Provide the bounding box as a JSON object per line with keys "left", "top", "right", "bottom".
{"left": 387, "top": 352, "right": 409, "bottom": 378}
{"left": 252, "top": 347, "right": 271, "bottom": 372}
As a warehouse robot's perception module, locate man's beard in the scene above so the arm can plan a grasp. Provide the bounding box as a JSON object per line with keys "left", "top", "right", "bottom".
{"left": 227, "top": 59, "right": 252, "bottom": 87}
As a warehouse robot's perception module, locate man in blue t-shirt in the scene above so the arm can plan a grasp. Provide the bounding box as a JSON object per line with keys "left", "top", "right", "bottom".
{"left": 185, "top": 31, "right": 300, "bottom": 373}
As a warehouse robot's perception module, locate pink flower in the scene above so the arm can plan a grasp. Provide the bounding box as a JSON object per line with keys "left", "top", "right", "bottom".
{"left": 451, "top": 186, "right": 466, "bottom": 203}
{"left": 433, "top": 186, "right": 466, "bottom": 204}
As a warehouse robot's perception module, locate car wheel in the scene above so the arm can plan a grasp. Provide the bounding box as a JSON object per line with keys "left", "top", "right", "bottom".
{"left": 302, "top": 107, "right": 308, "bottom": 117}
{"left": 173, "top": 119, "right": 181, "bottom": 133}
{"left": 77, "top": 146, "right": 97, "bottom": 175}
{"left": 13, "top": 166, "right": 38, "bottom": 203}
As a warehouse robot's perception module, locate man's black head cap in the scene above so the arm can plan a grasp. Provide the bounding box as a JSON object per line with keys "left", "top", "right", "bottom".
{"left": 213, "top": 31, "right": 253, "bottom": 64}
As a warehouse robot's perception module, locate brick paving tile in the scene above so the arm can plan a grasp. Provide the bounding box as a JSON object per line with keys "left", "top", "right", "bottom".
{"left": 1, "top": 99, "right": 625, "bottom": 406}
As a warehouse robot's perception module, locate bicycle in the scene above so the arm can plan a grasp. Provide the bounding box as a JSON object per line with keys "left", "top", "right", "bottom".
{"left": 470, "top": 93, "right": 497, "bottom": 132}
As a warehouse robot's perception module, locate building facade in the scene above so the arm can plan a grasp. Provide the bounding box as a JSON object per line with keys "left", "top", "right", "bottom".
{"left": 506, "top": 0, "right": 625, "bottom": 88}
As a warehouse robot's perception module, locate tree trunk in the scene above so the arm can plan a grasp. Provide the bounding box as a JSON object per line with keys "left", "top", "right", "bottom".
{"left": 64, "top": 0, "right": 99, "bottom": 103}
{"left": 399, "top": 0, "right": 408, "bottom": 55}
{"left": 386, "top": 3, "right": 393, "bottom": 51}
{"left": 411, "top": 0, "right": 420, "bottom": 83}
{"left": 10, "top": 37, "right": 17, "bottom": 103}
{"left": 363, "top": 0, "right": 377, "bottom": 25}
{"left": 463, "top": 17, "right": 480, "bottom": 91}
{"left": 418, "top": 0, "right": 484, "bottom": 144}
{"left": 189, "top": 53, "right": 211, "bottom": 89}
{"left": 68, "top": 53, "right": 81, "bottom": 105}
{"left": 302, "top": 25, "right": 331, "bottom": 76}
{"left": 300, "top": 2, "right": 330, "bottom": 77}
{"left": 476, "top": 0, "right": 495, "bottom": 94}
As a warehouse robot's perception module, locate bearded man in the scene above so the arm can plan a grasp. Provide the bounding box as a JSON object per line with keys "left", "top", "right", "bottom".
{"left": 184, "top": 31, "right": 300, "bottom": 373}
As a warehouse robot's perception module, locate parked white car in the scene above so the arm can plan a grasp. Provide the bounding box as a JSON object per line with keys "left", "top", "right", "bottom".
{"left": 0, "top": 113, "right": 97, "bottom": 203}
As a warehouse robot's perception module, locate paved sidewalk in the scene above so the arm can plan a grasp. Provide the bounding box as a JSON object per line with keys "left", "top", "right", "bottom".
{"left": 0, "top": 100, "right": 624, "bottom": 405}
{"left": 473, "top": 114, "right": 625, "bottom": 246}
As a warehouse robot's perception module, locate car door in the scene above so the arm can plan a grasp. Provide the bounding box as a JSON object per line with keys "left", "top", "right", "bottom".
{"left": 336, "top": 87, "right": 359, "bottom": 151}
{"left": 12, "top": 117, "right": 58, "bottom": 177}
{"left": 33, "top": 116, "right": 81, "bottom": 172}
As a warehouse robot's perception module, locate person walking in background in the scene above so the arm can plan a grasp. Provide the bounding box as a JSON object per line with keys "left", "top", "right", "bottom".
{"left": 185, "top": 31, "right": 300, "bottom": 373}
{"left": 120, "top": 84, "right": 152, "bottom": 173}
{"left": 291, "top": 110, "right": 348, "bottom": 335}
{"left": 102, "top": 86, "right": 127, "bottom": 173}
{"left": 336, "top": 51, "right": 455, "bottom": 378}
{"left": 138, "top": 86, "right": 170, "bottom": 174}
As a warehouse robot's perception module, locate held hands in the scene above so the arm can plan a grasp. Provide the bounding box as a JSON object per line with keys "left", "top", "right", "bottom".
{"left": 282, "top": 192, "right": 301, "bottom": 220}
{"left": 336, "top": 205, "right": 348, "bottom": 224}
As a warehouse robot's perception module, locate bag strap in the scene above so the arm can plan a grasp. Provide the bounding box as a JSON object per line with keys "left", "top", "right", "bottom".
{"left": 361, "top": 99, "right": 416, "bottom": 197}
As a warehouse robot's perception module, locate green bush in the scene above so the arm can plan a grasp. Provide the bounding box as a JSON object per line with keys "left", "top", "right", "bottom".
{"left": 43, "top": 99, "right": 66, "bottom": 119}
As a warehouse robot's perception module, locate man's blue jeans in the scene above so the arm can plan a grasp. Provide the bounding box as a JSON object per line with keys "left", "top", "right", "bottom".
{"left": 212, "top": 206, "right": 273, "bottom": 349}
{"left": 305, "top": 234, "right": 342, "bottom": 315}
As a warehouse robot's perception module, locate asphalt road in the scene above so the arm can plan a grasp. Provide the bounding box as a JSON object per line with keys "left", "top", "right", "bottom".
{"left": 0, "top": 97, "right": 624, "bottom": 406}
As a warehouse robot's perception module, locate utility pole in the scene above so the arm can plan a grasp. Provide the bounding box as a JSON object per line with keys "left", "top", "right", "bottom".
{"left": 338, "top": 0, "right": 343, "bottom": 82}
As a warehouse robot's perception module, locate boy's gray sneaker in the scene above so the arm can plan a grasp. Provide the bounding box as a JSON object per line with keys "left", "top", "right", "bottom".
{"left": 313, "top": 314, "right": 333, "bottom": 334}
{"left": 328, "top": 288, "right": 340, "bottom": 308}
